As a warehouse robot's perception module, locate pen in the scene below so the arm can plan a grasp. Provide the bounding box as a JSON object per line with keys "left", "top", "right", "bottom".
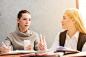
{"left": 40, "top": 34, "right": 42, "bottom": 39}
{"left": 2, "top": 41, "right": 11, "bottom": 52}
{"left": 2, "top": 41, "right": 6, "bottom": 46}
{"left": 40, "top": 34, "right": 43, "bottom": 45}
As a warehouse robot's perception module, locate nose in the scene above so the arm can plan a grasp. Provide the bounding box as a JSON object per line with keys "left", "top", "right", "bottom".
{"left": 26, "top": 20, "right": 29, "bottom": 24}
{"left": 61, "top": 19, "right": 63, "bottom": 23}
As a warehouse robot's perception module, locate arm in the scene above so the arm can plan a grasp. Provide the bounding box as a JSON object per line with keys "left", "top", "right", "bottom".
{"left": 82, "top": 42, "right": 86, "bottom": 52}
{"left": 4, "top": 37, "right": 12, "bottom": 46}
{"left": 0, "top": 37, "right": 11, "bottom": 52}
{"left": 49, "top": 32, "right": 60, "bottom": 51}
{"left": 39, "top": 32, "right": 60, "bottom": 51}
{"left": 34, "top": 34, "right": 40, "bottom": 51}
{"left": 39, "top": 36, "right": 47, "bottom": 50}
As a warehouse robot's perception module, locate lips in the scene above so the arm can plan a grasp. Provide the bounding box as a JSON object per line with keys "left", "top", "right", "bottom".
{"left": 62, "top": 24, "right": 64, "bottom": 26}
{"left": 25, "top": 25, "right": 29, "bottom": 27}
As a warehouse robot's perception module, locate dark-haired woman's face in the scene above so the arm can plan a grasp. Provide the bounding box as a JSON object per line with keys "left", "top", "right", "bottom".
{"left": 17, "top": 13, "right": 31, "bottom": 31}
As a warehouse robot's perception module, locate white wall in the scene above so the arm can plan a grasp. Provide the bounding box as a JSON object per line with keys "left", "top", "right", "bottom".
{"left": 0, "top": 0, "right": 76, "bottom": 48}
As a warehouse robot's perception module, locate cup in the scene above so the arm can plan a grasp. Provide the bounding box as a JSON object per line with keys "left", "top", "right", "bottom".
{"left": 24, "top": 40, "right": 30, "bottom": 50}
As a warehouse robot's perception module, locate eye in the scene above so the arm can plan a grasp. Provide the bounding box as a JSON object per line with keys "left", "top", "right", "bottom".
{"left": 23, "top": 19, "right": 26, "bottom": 20}
{"left": 29, "top": 19, "right": 31, "bottom": 21}
{"left": 63, "top": 18, "right": 66, "bottom": 19}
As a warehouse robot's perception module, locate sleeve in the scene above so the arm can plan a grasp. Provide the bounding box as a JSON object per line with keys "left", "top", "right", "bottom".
{"left": 4, "top": 37, "right": 12, "bottom": 46}
{"left": 49, "top": 32, "right": 60, "bottom": 51}
{"left": 82, "top": 42, "right": 86, "bottom": 52}
{"left": 34, "top": 34, "right": 40, "bottom": 51}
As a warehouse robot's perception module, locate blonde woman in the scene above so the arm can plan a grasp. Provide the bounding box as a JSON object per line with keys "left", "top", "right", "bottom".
{"left": 39, "top": 8, "right": 86, "bottom": 52}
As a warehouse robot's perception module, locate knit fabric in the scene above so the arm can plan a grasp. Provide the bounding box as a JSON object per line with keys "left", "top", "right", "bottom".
{"left": 4, "top": 24, "right": 39, "bottom": 51}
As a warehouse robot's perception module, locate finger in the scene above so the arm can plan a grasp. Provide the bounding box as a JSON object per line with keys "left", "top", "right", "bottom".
{"left": 1, "top": 47, "right": 9, "bottom": 52}
{"left": 39, "top": 43, "right": 43, "bottom": 47}
{"left": 40, "top": 46, "right": 44, "bottom": 50}
{"left": 26, "top": 48, "right": 31, "bottom": 50}
{"left": 8, "top": 46, "right": 11, "bottom": 50}
{"left": 39, "top": 45, "right": 42, "bottom": 49}
{"left": 42, "top": 36, "right": 45, "bottom": 42}
{"left": 22, "top": 46, "right": 24, "bottom": 48}
{"left": 0, "top": 47, "right": 4, "bottom": 52}
{"left": 27, "top": 45, "right": 31, "bottom": 48}
{"left": 1, "top": 45, "right": 11, "bottom": 52}
{"left": 39, "top": 45, "right": 44, "bottom": 50}
{"left": 40, "top": 39, "right": 41, "bottom": 41}
{"left": 26, "top": 45, "right": 32, "bottom": 50}
{"left": 40, "top": 39, "right": 42, "bottom": 43}
{"left": 39, "top": 46, "right": 43, "bottom": 50}
{"left": 2, "top": 45, "right": 9, "bottom": 50}
{"left": 28, "top": 44, "right": 32, "bottom": 46}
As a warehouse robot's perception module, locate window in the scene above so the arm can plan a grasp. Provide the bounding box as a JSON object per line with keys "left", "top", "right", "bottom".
{"left": 77, "top": 0, "right": 86, "bottom": 28}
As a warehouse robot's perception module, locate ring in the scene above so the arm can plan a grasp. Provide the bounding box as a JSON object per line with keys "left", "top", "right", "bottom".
{"left": 29, "top": 48, "right": 30, "bottom": 49}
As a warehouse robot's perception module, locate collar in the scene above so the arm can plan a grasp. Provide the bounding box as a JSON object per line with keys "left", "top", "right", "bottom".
{"left": 66, "top": 31, "right": 80, "bottom": 40}
{"left": 15, "top": 24, "right": 32, "bottom": 37}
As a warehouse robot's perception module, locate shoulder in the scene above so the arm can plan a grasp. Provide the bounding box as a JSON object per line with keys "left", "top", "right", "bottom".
{"left": 79, "top": 32, "right": 86, "bottom": 39}
{"left": 80, "top": 32, "right": 86, "bottom": 37}
{"left": 60, "top": 30, "right": 67, "bottom": 34}
{"left": 79, "top": 32, "right": 86, "bottom": 42}
{"left": 55, "top": 30, "right": 67, "bottom": 37}
{"left": 8, "top": 32, "right": 15, "bottom": 36}
{"left": 6, "top": 32, "right": 16, "bottom": 41}
{"left": 31, "top": 31, "right": 38, "bottom": 36}
{"left": 7, "top": 32, "right": 15, "bottom": 38}
{"left": 59, "top": 30, "right": 67, "bottom": 36}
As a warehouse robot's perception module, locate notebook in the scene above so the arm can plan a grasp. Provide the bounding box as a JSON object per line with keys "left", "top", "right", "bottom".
{"left": 1, "top": 50, "right": 36, "bottom": 55}
{"left": 20, "top": 51, "right": 63, "bottom": 57}
{"left": 55, "top": 46, "right": 80, "bottom": 53}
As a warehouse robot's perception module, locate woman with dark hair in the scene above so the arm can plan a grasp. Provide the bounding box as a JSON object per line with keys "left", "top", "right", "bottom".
{"left": 0, "top": 10, "right": 39, "bottom": 52}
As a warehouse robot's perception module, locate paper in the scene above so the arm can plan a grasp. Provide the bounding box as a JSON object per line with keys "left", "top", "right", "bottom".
{"left": 20, "top": 51, "right": 64, "bottom": 57}
{"left": 55, "top": 46, "right": 80, "bottom": 53}
{"left": 47, "top": 52, "right": 64, "bottom": 57}
{"left": 1, "top": 50, "right": 36, "bottom": 54}
{"left": 20, "top": 51, "right": 54, "bottom": 57}
{"left": 56, "top": 46, "right": 75, "bottom": 50}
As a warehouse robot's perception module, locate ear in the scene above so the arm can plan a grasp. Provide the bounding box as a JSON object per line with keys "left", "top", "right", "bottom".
{"left": 71, "top": 18, "right": 75, "bottom": 23}
{"left": 17, "top": 18, "right": 20, "bottom": 23}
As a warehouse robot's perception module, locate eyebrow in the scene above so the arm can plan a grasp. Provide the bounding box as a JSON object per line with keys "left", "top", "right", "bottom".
{"left": 63, "top": 16, "right": 65, "bottom": 18}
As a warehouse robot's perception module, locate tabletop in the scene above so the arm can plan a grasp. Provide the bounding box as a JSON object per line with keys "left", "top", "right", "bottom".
{"left": 1, "top": 52, "right": 86, "bottom": 57}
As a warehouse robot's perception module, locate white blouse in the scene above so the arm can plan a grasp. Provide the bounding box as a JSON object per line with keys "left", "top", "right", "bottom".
{"left": 49, "top": 31, "right": 86, "bottom": 52}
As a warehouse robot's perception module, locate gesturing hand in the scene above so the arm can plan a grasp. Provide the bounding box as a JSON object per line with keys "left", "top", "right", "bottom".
{"left": 39, "top": 36, "right": 47, "bottom": 50}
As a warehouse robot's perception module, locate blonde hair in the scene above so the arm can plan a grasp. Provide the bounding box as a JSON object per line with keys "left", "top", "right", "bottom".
{"left": 64, "top": 8, "right": 86, "bottom": 34}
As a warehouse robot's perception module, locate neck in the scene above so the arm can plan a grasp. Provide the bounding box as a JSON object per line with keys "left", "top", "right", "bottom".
{"left": 19, "top": 27, "right": 27, "bottom": 33}
{"left": 67, "top": 27, "right": 77, "bottom": 38}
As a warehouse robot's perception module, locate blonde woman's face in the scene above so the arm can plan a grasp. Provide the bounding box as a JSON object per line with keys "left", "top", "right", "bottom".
{"left": 61, "top": 14, "right": 74, "bottom": 29}
{"left": 17, "top": 13, "right": 31, "bottom": 31}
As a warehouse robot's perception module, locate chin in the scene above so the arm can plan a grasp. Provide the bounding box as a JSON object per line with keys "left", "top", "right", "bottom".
{"left": 24, "top": 28, "right": 28, "bottom": 30}
{"left": 62, "top": 27, "right": 66, "bottom": 29}
{"left": 26, "top": 28, "right": 29, "bottom": 30}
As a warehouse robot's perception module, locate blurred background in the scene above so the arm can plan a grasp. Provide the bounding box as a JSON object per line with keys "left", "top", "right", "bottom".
{"left": 0, "top": 0, "right": 84, "bottom": 49}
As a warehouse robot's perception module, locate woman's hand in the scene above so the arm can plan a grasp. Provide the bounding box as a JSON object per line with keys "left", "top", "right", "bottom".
{"left": 39, "top": 36, "right": 47, "bottom": 50}
{"left": 26, "top": 44, "right": 33, "bottom": 50}
{"left": 0, "top": 45, "right": 11, "bottom": 52}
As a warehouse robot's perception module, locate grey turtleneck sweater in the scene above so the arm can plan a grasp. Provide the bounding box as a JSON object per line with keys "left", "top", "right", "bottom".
{"left": 4, "top": 24, "right": 39, "bottom": 51}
